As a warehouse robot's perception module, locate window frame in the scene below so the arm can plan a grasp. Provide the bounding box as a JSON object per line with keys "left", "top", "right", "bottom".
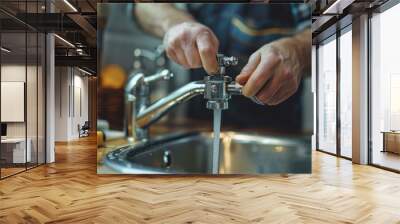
{"left": 315, "top": 22, "right": 353, "bottom": 160}
{"left": 367, "top": 0, "right": 400, "bottom": 173}
{"left": 0, "top": 0, "right": 48, "bottom": 180}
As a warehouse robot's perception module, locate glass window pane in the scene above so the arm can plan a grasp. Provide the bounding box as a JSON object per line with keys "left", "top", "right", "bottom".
{"left": 1, "top": 31, "right": 27, "bottom": 177}
{"left": 1, "top": 0, "right": 46, "bottom": 179}
{"left": 340, "top": 29, "right": 352, "bottom": 158}
{"left": 371, "top": 3, "right": 400, "bottom": 171}
{"left": 27, "top": 31, "right": 38, "bottom": 168}
{"left": 317, "top": 37, "right": 337, "bottom": 154}
{"left": 1, "top": 1, "right": 29, "bottom": 177}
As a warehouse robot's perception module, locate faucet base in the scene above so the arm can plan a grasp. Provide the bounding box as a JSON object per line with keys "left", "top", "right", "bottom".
{"left": 206, "top": 100, "right": 228, "bottom": 110}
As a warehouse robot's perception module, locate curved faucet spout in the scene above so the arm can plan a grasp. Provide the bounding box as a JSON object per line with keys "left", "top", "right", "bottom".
{"left": 136, "top": 81, "right": 205, "bottom": 129}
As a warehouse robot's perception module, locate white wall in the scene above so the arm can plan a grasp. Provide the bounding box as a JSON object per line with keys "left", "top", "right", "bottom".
{"left": 54, "top": 67, "right": 89, "bottom": 141}
{"left": 72, "top": 73, "right": 89, "bottom": 137}
{"left": 1, "top": 65, "right": 29, "bottom": 137}
{"left": 55, "top": 67, "right": 69, "bottom": 141}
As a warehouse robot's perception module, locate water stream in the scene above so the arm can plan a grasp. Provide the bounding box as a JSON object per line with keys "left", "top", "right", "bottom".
{"left": 212, "top": 109, "right": 222, "bottom": 174}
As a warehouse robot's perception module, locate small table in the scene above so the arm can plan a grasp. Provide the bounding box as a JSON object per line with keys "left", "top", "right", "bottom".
{"left": 381, "top": 131, "right": 400, "bottom": 154}
{"left": 1, "top": 138, "right": 31, "bottom": 164}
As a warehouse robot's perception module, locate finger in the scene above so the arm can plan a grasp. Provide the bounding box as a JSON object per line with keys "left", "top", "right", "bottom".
{"left": 266, "top": 84, "right": 295, "bottom": 105}
{"left": 183, "top": 43, "right": 202, "bottom": 68}
{"left": 174, "top": 45, "right": 190, "bottom": 69}
{"left": 205, "top": 28, "right": 220, "bottom": 52}
{"left": 256, "top": 75, "right": 283, "bottom": 104}
{"left": 236, "top": 52, "right": 261, "bottom": 85}
{"left": 242, "top": 53, "right": 281, "bottom": 97}
{"left": 166, "top": 47, "right": 179, "bottom": 64}
{"left": 210, "top": 31, "right": 220, "bottom": 50}
{"left": 196, "top": 32, "right": 219, "bottom": 74}
{"left": 266, "top": 71, "right": 299, "bottom": 106}
{"left": 236, "top": 74, "right": 249, "bottom": 86}
{"left": 255, "top": 65, "right": 284, "bottom": 103}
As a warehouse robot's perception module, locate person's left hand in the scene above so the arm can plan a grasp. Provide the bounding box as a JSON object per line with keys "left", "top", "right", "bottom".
{"left": 236, "top": 36, "right": 307, "bottom": 106}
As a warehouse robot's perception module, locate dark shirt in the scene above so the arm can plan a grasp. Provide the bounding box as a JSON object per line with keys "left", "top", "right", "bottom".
{"left": 186, "top": 3, "right": 311, "bottom": 131}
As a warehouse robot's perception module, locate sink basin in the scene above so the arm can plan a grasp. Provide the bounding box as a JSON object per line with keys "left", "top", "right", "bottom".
{"left": 103, "top": 132, "right": 311, "bottom": 174}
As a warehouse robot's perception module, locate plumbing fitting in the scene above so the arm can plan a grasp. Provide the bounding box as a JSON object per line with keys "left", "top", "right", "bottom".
{"left": 204, "top": 54, "right": 239, "bottom": 110}
{"left": 125, "top": 53, "right": 242, "bottom": 142}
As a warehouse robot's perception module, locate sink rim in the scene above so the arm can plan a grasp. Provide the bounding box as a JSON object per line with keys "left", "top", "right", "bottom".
{"left": 103, "top": 131, "right": 310, "bottom": 174}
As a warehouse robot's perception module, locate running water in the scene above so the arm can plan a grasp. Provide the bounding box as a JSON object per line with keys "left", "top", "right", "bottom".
{"left": 212, "top": 109, "right": 222, "bottom": 174}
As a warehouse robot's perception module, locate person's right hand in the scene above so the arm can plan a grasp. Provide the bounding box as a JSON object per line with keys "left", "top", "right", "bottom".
{"left": 163, "top": 22, "right": 219, "bottom": 74}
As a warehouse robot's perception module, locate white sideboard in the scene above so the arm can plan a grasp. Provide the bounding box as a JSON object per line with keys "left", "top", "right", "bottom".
{"left": 1, "top": 138, "right": 32, "bottom": 163}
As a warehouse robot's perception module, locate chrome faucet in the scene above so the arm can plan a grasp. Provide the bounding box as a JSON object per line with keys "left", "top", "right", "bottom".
{"left": 124, "top": 69, "right": 174, "bottom": 142}
{"left": 125, "top": 53, "right": 242, "bottom": 142}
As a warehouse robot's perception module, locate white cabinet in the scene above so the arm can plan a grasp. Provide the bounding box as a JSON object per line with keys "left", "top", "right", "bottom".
{"left": 1, "top": 138, "right": 32, "bottom": 163}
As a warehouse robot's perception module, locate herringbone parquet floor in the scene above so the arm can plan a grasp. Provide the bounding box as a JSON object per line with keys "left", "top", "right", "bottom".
{"left": 1, "top": 136, "right": 400, "bottom": 224}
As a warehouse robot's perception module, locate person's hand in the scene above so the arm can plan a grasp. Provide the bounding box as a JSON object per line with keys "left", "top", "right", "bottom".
{"left": 163, "top": 22, "right": 219, "bottom": 74}
{"left": 236, "top": 37, "right": 307, "bottom": 106}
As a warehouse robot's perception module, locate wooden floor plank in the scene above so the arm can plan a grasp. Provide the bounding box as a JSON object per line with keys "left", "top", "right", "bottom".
{"left": 0, "top": 136, "right": 400, "bottom": 223}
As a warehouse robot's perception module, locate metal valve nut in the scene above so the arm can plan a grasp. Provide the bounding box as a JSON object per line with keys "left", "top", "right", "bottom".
{"left": 206, "top": 100, "right": 229, "bottom": 110}
{"left": 204, "top": 75, "right": 231, "bottom": 100}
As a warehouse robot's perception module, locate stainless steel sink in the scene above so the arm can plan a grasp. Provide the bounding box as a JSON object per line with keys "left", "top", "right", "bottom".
{"left": 103, "top": 132, "right": 311, "bottom": 174}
